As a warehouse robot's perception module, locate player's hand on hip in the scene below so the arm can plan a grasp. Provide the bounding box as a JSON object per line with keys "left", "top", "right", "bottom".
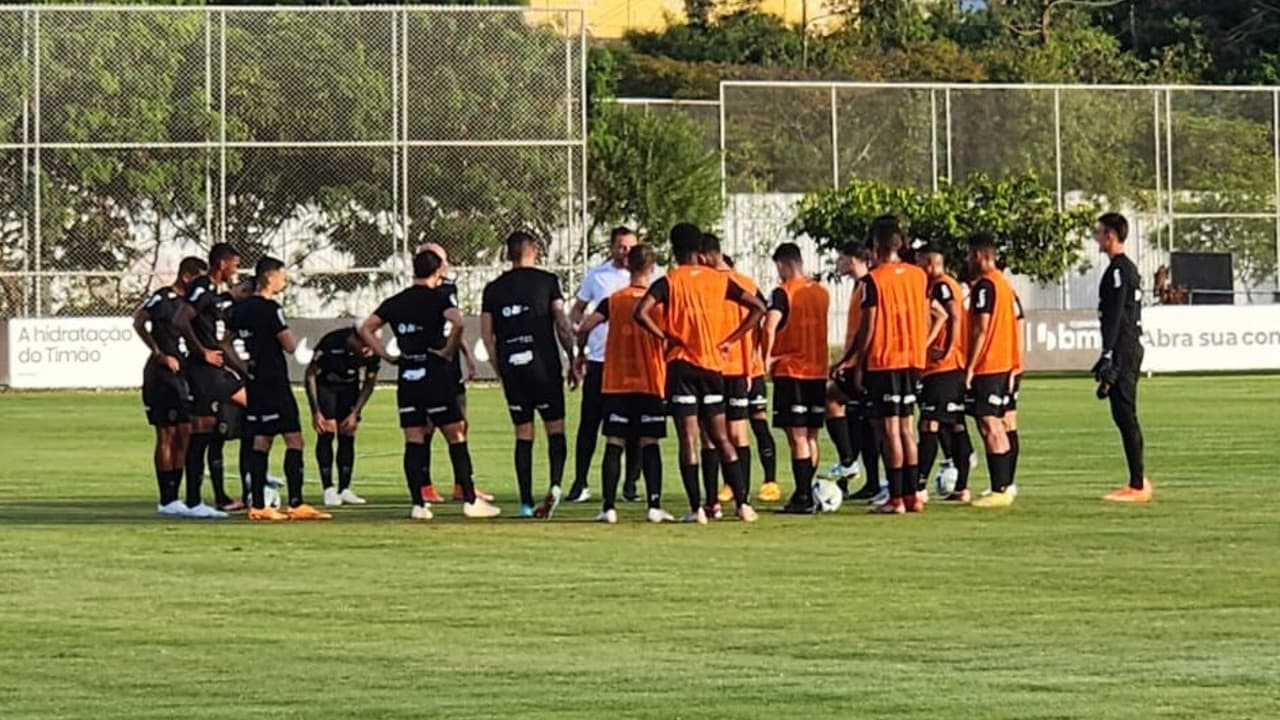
{"left": 964, "top": 369, "right": 974, "bottom": 389}
{"left": 203, "top": 348, "right": 224, "bottom": 367}
{"left": 163, "top": 355, "right": 181, "bottom": 374}
{"left": 851, "top": 367, "right": 865, "bottom": 394}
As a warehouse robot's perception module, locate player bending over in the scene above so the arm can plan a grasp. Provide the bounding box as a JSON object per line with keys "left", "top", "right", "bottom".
{"left": 360, "top": 249, "right": 499, "bottom": 520}
{"left": 763, "top": 242, "right": 831, "bottom": 514}
{"left": 634, "top": 223, "right": 766, "bottom": 524}
{"left": 305, "top": 325, "right": 379, "bottom": 507}
{"left": 964, "top": 233, "right": 1020, "bottom": 508}
{"left": 481, "top": 231, "right": 579, "bottom": 519}
{"left": 135, "top": 256, "right": 207, "bottom": 516}
{"left": 577, "top": 244, "right": 675, "bottom": 524}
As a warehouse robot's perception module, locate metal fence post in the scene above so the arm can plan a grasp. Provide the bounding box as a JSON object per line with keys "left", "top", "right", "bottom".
{"left": 930, "top": 89, "right": 938, "bottom": 192}
{"left": 400, "top": 7, "right": 409, "bottom": 261}
{"left": 204, "top": 10, "right": 213, "bottom": 244}
{"left": 1273, "top": 90, "right": 1280, "bottom": 293}
{"left": 829, "top": 85, "right": 839, "bottom": 189}
{"left": 218, "top": 9, "right": 227, "bottom": 243}
{"left": 32, "top": 8, "right": 40, "bottom": 316}
{"left": 390, "top": 9, "right": 399, "bottom": 263}
{"left": 944, "top": 87, "right": 953, "bottom": 182}
{"left": 1054, "top": 87, "right": 1069, "bottom": 309}
{"left": 21, "top": 8, "right": 30, "bottom": 316}
{"left": 1164, "top": 88, "right": 1174, "bottom": 254}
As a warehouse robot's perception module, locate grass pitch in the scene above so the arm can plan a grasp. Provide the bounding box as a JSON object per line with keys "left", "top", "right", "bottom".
{"left": 1, "top": 376, "right": 1278, "bottom": 719}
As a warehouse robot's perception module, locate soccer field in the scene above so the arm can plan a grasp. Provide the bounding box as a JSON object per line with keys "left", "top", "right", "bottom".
{"left": 1, "top": 376, "right": 1278, "bottom": 719}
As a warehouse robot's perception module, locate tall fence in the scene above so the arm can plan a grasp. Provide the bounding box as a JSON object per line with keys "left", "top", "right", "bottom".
{"left": 0, "top": 5, "right": 587, "bottom": 319}
{"left": 717, "top": 81, "right": 1280, "bottom": 310}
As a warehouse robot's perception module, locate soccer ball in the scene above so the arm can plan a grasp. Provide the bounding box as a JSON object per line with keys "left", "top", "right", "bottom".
{"left": 812, "top": 479, "right": 843, "bottom": 513}
{"left": 263, "top": 475, "right": 285, "bottom": 510}
{"left": 934, "top": 463, "right": 959, "bottom": 496}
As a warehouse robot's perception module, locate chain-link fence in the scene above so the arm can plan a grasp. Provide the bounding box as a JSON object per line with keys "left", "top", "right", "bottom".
{"left": 715, "top": 81, "right": 1280, "bottom": 310}
{"left": 0, "top": 5, "right": 586, "bottom": 319}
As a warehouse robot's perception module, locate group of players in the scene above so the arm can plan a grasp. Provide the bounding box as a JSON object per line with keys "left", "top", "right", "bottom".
{"left": 135, "top": 211, "right": 1151, "bottom": 522}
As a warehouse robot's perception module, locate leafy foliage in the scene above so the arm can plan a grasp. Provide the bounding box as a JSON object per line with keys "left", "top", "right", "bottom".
{"left": 791, "top": 172, "right": 1095, "bottom": 284}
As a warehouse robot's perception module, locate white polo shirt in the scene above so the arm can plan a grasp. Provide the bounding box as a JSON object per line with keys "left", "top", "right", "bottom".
{"left": 575, "top": 260, "right": 632, "bottom": 363}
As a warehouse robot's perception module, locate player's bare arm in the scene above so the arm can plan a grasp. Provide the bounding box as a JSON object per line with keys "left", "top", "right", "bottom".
{"left": 569, "top": 297, "right": 589, "bottom": 327}
{"left": 344, "top": 366, "right": 379, "bottom": 434}
{"left": 458, "top": 340, "right": 478, "bottom": 380}
{"left": 359, "top": 314, "right": 398, "bottom": 365}
{"left": 925, "top": 298, "right": 950, "bottom": 360}
{"left": 633, "top": 292, "right": 666, "bottom": 344}
{"left": 762, "top": 307, "right": 783, "bottom": 371}
{"left": 479, "top": 312, "right": 501, "bottom": 382}
{"left": 429, "top": 308, "right": 466, "bottom": 362}
{"left": 967, "top": 312, "right": 992, "bottom": 388}
{"left": 304, "top": 361, "right": 332, "bottom": 435}
{"left": 719, "top": 284, "right": 766, "bottom": 352}
{"left": 277, "top": 327, "right": 298, "bottom": 355}
{"left": 133, "top": 303, "right": 179, "bottom": 373}
{"left": 551, "top": 299, "right": 579, "bottom": 389}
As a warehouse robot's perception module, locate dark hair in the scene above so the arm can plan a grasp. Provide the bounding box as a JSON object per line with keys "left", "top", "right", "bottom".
{"left": 505, "top": 230, "right": 538, "bottom": 263}
{"left": 610, "top": 226, "right": 636, "bottom": 244}
{"left": 772, "top": 242, "right": 803, "bottom": 263}
{"left": 1098, "top": 212, "right": 1129, "bottom": 243}
{"left": 700, "top": 232, "right": 722, "bottom": 254}
{"left": 209, "top": 242, "right": 239, "bottom": 267}
{"left": 967, "top": 231, "right": 998, "bottom": 254}
{"left": 413, "top": 249, "right": 443, "bottom": 279}
{"left": 917, "top": 242, "right": 943, "bottom": 257}
{"left": 670, "top": 222, "right": 702, "bottom": 261}
{"left": 871, "top": 221, "right": 905, "bottom": 255}
{"left": 254, "top": 256, "right": 285, "bottom": 286}
{"left": 178, "top": 256, "right": 208, "bottom": 278}
{"left": 626, "top": 243, "right": 657, "bottom": 274}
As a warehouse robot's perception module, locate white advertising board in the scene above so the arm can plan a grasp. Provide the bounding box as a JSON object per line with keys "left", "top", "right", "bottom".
{"left": 5, "top": 317, "right": 147, "bottom": 389}
{"left": 1142, "top": 305, "right": 1280, "bottom": 372}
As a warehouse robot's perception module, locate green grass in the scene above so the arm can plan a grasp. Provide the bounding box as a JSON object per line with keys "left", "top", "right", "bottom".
{"left": 1, "top": 377, "right": 1278, "bottom": 719}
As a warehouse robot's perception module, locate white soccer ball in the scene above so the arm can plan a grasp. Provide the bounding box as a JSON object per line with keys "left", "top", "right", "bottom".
{"left": 934, "top": 464, "right": 959, "bottom": 496}
{"left": 263, "top": 474, "right": 285, "bottom": 510}
{"left": 812, "top": 479, "right": 843, "bottom": 513}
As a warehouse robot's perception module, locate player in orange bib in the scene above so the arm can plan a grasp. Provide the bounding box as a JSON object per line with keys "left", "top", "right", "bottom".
{"left": 576, "top": 244, "right": 675, "bottom": 524}
{"left": 762, "top": 242, "right": 830, "bottom": 514}
{"left": 840, "top": 218, "right": 929, "bottom": 515}
{"left": 964, "top": 233, "right": 1020, "bottom": 508}
{"left": 915, "top": 243, "right": 977, "bottom": 503}
{"left": 634, "top": 223, "right": 766, "bottom": 524}
{"left": 827, "top": 243, "right": 879, "bottom": 500}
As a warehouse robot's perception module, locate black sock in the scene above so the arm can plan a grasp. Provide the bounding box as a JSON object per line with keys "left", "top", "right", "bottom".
{"left": 316, "top": 432, "right": 335, "bottom": 490}
{"left": 238, "top": 440, "right": 253, "bottom": 504}
{"left": 336, "top": 434, "right": 355, "bottom": 491}
{"left": 421, "top": 437, "right": 433, "bottom": 488}
{"left": 826, "top": 417, "right": 855, "bottom": 467}
{"left": 952, "top": 427, "right": 974, "bottom": 492}
{"left": 184, "top": 432, "right": 211, "bottom": 507}
{"left": 601, "top": 444, "right": 623, "bottom": 511}
{"left": 157, "top": 467, "right": 179, "bottom": 505}
{"left": 207, "top": 436, "right": 230, "bottom": 504}
{"left": 572, "top": 419, "right": 598, "bottom": 492}
{"left": 403, "top": 442, "right": 427, "bottom": 506}
{"left": 791, "top": 457, "right": 816, "bottom": 502}
{"left": 917, "top": 430, "right": 938, "bottom": 491}
{"left": 750, "top": 418, "right": 777, "bottom": 483}
{"left": 515, "top": 439, "right": 534, "bottom": 507}
{"left": 860, "top": 421, "right": 881, "bottom": 490}
{"left": 887, "top": 465, "right": 904, "bottom": 499}
{"left": 449, "top": 442, "right": 476, "bottom": 503}
{"left": 548, "top": 433, "right": 567, "bottom": 489}
{"left": 155, "top": 466, "right": 169, "bottom": 504}
{"left": 903, "top": 464, "right": 919, "bottom": 494}
{"left": 937, "top": 425, "right": 954, "bottom": 464}
{"left": 284, "top": 448, "right": 304, "bottom": 508}
{"left": 642, "top": 444, "right": 663, "bottom": 509}
{"left": 721, "top": 448, "right": 748, "bottom": 506}
{"left": 986, "top": 450, "right": 1012, "bottom": 493}
{"left": 679, "top": 462, "right": 700, "bottom": 512}
{"left": 736, "top": 445, "right": 752, "bottom": 498}
{"left": 623, "top": 435, "right": 642, "bottom": 489}
{"left": 249, "top": 449, "right": 268, "bottom": 509}
{"left": 844, "top": 412, "right": 862, "bottom": 461}
{"left": 1007, "top": 430, "right": 1020, "bottom": 485}
{"left": 700, "top": 448, "right": 720, "bottom": 506}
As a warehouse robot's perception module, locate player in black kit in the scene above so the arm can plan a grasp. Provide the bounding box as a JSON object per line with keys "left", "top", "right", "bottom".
{"left": 1092, "top": 213, "right": 1153, "bottom": 503}
{"left": 234, "top": 256, "right": 330, "bottom": 521}
{"left": 359, "top": 249, "right": 501, "bottom": 520}
{"left": 173, "top": 243, "right": 247, "bottom": 516}
{"left": 134, "top": 256, "right": 208, "bottom": 516}
{"left": 305, "top": 326, "right": 379, "bottom": 507}
{"left": 481, "top": 231, "right": 580, "bottom": 520}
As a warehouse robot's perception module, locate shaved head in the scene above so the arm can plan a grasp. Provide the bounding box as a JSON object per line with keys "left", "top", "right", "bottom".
{"left": 418, "top": 242, "right": 448, "bottom": 266}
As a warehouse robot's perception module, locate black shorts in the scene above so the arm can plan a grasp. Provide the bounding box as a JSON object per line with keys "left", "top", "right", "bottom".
{"left": 1007, "top": 374, "right": 1022, "bottom": 411}
{"left": 747, "top": 376, "right": 768, "bottom": 414}
{"left": 966, "top": 372, "right": 1011, "bottom": 418}
{"left": 142, "top": 364, "right": 192, "bottom": 427}
{"left": 246, "top": 384, "right": 302, "bottom": 437}
{"left": 216, "top": 401, "right": 244, "bottom": 440}
{"left": 186, "top": 361, "right": 244, "bottom": 417}
{"left": 665, "top": 360, "right": 726, "bottom": 419}
{"left": 771, "top": 377, "right": 826, "bottom": 429}
{"left": 500, "top": 369, "right": 566, "bottom": 425}
{"left": 865, "top": 369, "right": 920, "bottom": 419}
{"left": 602, "top": 393, "right": 667, "bottom": 439}
{"left": 920, "top": 369, "right": 966, "bottom": 425}
{"left": 832, "top": 370, "right": 871, "bottom": 420}
{"left": 316, "top": 382, "right": 360, "bottom": 422}
{"left": 725, "top": 375, "right": 751, "bottom": 421}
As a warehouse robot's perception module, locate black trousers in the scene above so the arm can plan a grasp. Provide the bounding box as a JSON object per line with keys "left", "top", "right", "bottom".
{"left": 1108, "top": 348, "right": 1145, "bottom": 488}
{"left": 575, "top": 361, "right": 640, "bottom": 491}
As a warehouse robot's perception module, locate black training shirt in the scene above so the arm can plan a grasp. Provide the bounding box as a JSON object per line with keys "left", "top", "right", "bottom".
{"left": 232, "top": 295, "right": 291, "bottom": 389}
{"left": 1098, "top": 254, "right": 1143, "bottom": 355}
{"left": 312, "top": 327, "right": 380, "bottom": 386}
{"left": 374, "top": 284, "right": 456, "bottom": 372}
{"left": 185, "top": 275, "right": 234, "bottom": 359}
{"left": 481, "top": 267, "right": 565, "bottom": 377}
{"left": 141, "top": 287, "right": 186, "bottom": 360}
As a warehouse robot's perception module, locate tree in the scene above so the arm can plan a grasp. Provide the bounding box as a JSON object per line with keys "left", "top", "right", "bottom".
{"left": 790, "top": 171, "right": 1095, "bottom": 283}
